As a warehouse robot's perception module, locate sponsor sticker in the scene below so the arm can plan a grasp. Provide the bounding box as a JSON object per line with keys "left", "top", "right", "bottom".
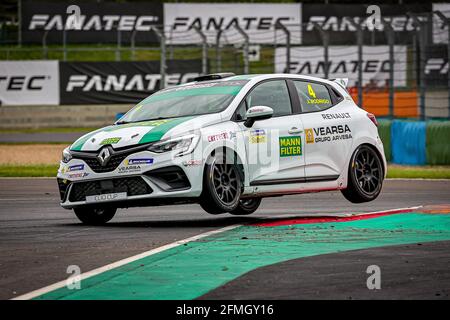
{"left": 321, "top": 112, "right": 351, "bottom": 120}
{"left": 305, "top": 129, "right": 315, "bottom": 144}
{"left": 67, "top": 172, "right": 89, "bottom": 179}
{"left": 100, "top": 137, "right": 121, "bottom": 145}
{"left": 69, "top": 164, "right": 84, "bottom": 171}
{"left": 118, "top": 165, "right": 141, "bottom": 174}
{"left": 86, "top": 192, "right": 127, "bottom": 204}
{"left": 250, "top": 129, "right": 267, "bottom": 144}
{"left": 208, "top": 132, "right": 229, "bottom": 142}
{"left": 62, "top": 164, "right": 85, "bottom": 173}
{"left": 182, "top": 160, "right": 202, "bottom": 167}
{"left": 126, "top": 158, "right": 154, "bottom": 165}
{"left": 306, "top": 125, "right": 352, "bottom": 144}
{"left": 279, "top": 136, "right": 302, "bottom": 157}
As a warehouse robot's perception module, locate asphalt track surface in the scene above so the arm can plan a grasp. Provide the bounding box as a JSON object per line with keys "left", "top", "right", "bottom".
{"left": 0, "top": 178, "right": 449, "bottom": 299}
{"left": 201, "top": 241, "right": 450, "bottom": 300}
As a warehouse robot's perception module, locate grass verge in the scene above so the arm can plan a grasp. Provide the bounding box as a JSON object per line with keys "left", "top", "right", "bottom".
{"left": 0, "top": 127, "right": 96, "bottom": 134}
{"left": 387, "top": 165, "right": 450, "bottom": 179}
{"left": 0, "top": 165, "right": 58, "bottom": 177}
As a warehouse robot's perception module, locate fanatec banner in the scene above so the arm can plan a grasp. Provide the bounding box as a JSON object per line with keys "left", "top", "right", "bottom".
{"left": 22, "top": 1, "right": 163, "bottom": 44}
{"left": 275, "top": 46, "right": 407, "bottom": 87}
{"left": 0, "top": 61, "right": 59, "bottom": 106}
{"left": 425, "top": 45, "right": 448, "bottom": 87}
{"left": 59, "top": 60, "right": 201, "bottom": 105}
{"left": 302, "top": 4, "right": 431, "bottom": 45}
{"left": 433, "top": 3, "right": 450, "bottom": 44}
{"left": 164, "top": 3, "right": 302, "bottom": 45}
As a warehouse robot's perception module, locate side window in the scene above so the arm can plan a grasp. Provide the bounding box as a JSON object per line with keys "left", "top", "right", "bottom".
{"left": 294, "top": 81, "right": 333, "bottom": 113}
{"left": 246, "top": 80, "right": 292, "bottom": 117}
{"left": 235, "top": 100, "right": 248, "bottom": 121}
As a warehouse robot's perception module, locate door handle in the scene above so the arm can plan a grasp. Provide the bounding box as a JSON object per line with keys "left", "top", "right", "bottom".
{"left": 288, "top": 127, "right": 302, "bottom": 134}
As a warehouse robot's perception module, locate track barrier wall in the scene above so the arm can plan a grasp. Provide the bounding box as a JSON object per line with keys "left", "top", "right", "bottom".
{"left": 378, "top": 120, "right": 392, "bottom": 162}
{"left": 392, "top": 120, "right": 426, "bottom": 165}
{"left": 379, "top": 120, "right": 450, "bottom": 165}
{"left": 426, "top": 121, "right": 450, "bottom": 165}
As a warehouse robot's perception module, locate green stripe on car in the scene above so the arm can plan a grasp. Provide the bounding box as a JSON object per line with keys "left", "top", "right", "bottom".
{"left": 70, "top": 117, "right": 194, "bottom": 151}
{"left": 138, "top": 116, "right": 194, "bottom": 144}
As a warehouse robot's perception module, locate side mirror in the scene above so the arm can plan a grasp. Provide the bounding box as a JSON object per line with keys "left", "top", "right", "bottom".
{"left": 244, "top": 106, "right": 273, "bottom": 128}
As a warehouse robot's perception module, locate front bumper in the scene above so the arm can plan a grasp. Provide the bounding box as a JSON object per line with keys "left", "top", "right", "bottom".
{"left": 57, "top": 149, "right": 204, "bottom": 209}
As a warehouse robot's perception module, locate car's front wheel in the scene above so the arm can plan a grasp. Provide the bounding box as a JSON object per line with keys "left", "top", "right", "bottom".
{"left": 341, "top": 145, "right": 384, "bottom": 203}
{"left": 73, "top": 207, "right": 117, "bottom": 225}
{"left": 199, "top": 151, "right": 242, "bottom": 215}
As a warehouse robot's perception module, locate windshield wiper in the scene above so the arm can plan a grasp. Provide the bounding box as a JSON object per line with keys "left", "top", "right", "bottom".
{"left": 117, "top": 117, "right": 171, "bottom": 125}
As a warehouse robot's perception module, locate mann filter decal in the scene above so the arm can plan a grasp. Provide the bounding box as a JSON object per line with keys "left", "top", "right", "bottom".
{"left": 279, "top": 136, "right": 302, "bottom": 157}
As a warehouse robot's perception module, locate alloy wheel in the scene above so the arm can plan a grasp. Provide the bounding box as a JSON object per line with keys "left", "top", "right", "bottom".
{"left": 353, "top": 147, "right": 382, "bottom": 195}
{"left": 212, "top": 162, "right": 239, "bottom": 205}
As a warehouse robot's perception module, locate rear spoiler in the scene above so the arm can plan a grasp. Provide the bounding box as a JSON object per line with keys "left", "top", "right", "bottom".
{"left": 329, "top": 78, "right": 349, "bottom": 91}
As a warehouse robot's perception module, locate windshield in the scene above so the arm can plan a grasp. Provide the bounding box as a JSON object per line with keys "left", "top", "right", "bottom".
{"left": 118, "top": 80, "right": 247, "bottom": 123}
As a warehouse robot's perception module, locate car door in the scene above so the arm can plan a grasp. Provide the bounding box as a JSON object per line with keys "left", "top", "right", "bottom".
{"left": 292, "top": 79, "right": 353, "bottom": 179}
{"left": 235, "top": 79, "right": 306, "bottom": 185}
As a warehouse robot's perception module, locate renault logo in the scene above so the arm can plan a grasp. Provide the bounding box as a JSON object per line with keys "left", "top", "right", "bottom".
{"left": 97, "top": 147, "right": 111, "bottom": 166}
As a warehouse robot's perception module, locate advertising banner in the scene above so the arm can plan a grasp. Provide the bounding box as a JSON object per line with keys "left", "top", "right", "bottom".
{"left": 425, "top": 44, "right": 448, "bottom": 87}
{"left": 302, "top": 4, "right": 431, "bottom": 45}
{"left": 0, "top": 61, "right": 59, "bottom": 106}
{"left": 164, "top": 3, "right": 302, "bottom": 45}
{"left": 22, "top": 1, "right": 163, "bottom": 44}
{"left": 59, "top": 60, "right": 201, "bottom": 105}
{"left": 275, "top": 46, "right": 407, "bottom": 87}
{"left": 433, "top": 3, "right": 450, "bottom": 44}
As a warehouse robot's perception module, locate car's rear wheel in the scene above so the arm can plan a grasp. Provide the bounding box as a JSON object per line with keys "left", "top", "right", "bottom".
{"left": 229, "top": 198, "right": 262, "bottom": 215}
{"left": 74, "top": 207, "right": 117, "bottom": 225}
{"left": 199, "top": 151, "right": 242, "bottom": 215}
{"left": 341, "top": 145, "right": 383, "bottom": 203}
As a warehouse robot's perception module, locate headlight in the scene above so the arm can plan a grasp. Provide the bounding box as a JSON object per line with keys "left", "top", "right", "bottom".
{"left": 62, "top": 147, "right": 73, "bottom": 163}
{"left": 148, "top": 134, "right": 199, "bottom": 156}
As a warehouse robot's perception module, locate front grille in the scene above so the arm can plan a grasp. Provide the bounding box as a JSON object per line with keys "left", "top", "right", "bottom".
{"left": 81, "top": 153, "right": 128, "bottom": 173}
{"left": 68, "top": 177, "right": 152, "bottom": 202}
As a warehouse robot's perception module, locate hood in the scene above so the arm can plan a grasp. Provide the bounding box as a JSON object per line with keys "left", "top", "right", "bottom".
{"left": 70, "top": 114, "right": 222, "bottom": 152}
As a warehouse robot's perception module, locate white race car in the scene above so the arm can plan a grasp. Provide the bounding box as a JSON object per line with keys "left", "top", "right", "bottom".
{"left": 58, "top": 73, "right": 386, "bottom": 224}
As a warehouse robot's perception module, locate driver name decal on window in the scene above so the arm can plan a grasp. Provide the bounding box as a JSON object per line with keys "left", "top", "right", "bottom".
{"left": 295, "top": 81, "right": 333, "bottom": 112}
{"left": 306, "top": 83, "right": 330, "bottom": 105}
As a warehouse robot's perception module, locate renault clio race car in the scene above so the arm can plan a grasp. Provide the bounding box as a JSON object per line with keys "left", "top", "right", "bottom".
{"left": 58, "top": 73, "right": 386, "bottom": 225}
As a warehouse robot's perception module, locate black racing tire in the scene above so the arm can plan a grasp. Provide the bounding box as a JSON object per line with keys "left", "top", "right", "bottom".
{"left": 199, "top": 150, "right": 242, "bottom": 215}
{"left": 229, "top": 198, "right": 262, "bottom": 215}
{"left": 341, "top": 145, "right": 384, "bottom": 204}
{"left": 73, "top": 207, "right": 117, "bottom": 225}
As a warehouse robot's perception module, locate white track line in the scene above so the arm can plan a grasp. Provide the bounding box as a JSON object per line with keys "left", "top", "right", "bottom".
{"left": 12, "top": 224, "right": 241, "bottom": 300}
{"left": 11, "top": 205, "right": 424, "bottom": 300}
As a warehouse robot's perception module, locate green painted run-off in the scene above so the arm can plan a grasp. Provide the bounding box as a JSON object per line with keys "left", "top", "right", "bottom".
{"left": 35, "top": 212, "right": 450, "bottom": 300}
